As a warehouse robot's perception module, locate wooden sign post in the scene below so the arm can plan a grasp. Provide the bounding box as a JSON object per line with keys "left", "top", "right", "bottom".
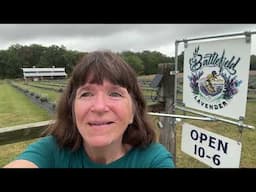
{"left": 158, "top": 63, "right": 176, "bottom": 164}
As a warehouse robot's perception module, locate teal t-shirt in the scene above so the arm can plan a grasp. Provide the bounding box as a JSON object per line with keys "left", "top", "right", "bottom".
{"left": 16, "top": 136, "right": 175, "bottom": 168}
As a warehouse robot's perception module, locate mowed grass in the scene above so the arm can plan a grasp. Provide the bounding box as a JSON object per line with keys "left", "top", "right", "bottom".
{"left": 0, "top": 138, "right": 39, "bottom": 167}
{"left": 0, "top": 80, "right": 52, "bottom": 166}
{"left": 0, "top": 80, "right": 51, "bottom": 128}
{"left": 15, "top": 81, "right": 61, "bottom": 103}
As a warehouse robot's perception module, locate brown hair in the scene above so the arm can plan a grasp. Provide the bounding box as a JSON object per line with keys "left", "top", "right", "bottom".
{"left": 45, "top": 50, "right": 156, "bottom": 151}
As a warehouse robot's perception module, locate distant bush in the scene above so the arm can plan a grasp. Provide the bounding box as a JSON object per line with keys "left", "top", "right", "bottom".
{"left": 35, "top": 94, "right": 40, "bottom": 99}
{"left": 248, "top": 85, "right": 256, "bottom": 89}
{"left": 40, "top": 96, "right": 48, "bottom": 102}
{"left": 52, "top": 102, "right": 56, "bottom": 109}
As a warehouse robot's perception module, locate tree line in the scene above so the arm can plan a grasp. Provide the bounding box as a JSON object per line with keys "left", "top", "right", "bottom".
{"left": 0, "top": 44, "right": 255, "bottom": 79}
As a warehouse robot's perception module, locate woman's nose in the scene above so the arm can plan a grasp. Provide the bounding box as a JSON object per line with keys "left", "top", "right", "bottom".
{"left": 90, "top": 94, "right": 109, "bottom": 113}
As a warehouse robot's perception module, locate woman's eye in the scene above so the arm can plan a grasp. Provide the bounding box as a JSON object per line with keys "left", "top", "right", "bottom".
{"left": 80, "top": 92, "right": 92, "bottom": 97}
{"left": 109, "top": 92, "right": 122, "bottom": 97}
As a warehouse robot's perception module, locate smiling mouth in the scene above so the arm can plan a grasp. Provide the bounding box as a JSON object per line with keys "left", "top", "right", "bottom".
{"left": 88, "top": 122, "right": 114, "bottom": 126}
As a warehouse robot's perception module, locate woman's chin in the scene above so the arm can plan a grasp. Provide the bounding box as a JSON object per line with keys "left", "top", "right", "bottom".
{"left": 86, "top": 138, "right": 112, "bottom": 148}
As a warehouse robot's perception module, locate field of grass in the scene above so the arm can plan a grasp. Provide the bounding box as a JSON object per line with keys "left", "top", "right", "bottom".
{"left": 0, "top": 80, "right": 51, "bottom": 128}
{"left": 14, "top": 81, "right": 61, "bottom": 103}
{"left": 0, "top": 138, "right": 38, "bottom": 167}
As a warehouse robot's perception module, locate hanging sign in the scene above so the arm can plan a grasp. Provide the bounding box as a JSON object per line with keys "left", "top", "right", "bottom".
{"left": 183, "top": 37, "right": 251, "bottom": 120}
{"left": 181, "top": 123, "right": 242, "bottom": 168}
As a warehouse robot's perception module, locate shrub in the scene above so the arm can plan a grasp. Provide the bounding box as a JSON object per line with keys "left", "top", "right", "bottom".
{"left": 40, "top": 96, "right": 48, "bottom": 102}
{"left": 35, "top": 94, "right": 40, "bottom": 99}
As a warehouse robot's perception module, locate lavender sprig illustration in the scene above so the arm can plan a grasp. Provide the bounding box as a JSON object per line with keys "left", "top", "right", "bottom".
{"left": 221, "top": 73, "right": 242, "bottom": 100}
{"left": 188, "top": 71, "right": 204, "bottom": 94}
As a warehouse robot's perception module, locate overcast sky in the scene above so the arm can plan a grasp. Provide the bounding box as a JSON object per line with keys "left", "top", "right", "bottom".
{"left": 0, "top": 24, "right": 255, "bottom": 57}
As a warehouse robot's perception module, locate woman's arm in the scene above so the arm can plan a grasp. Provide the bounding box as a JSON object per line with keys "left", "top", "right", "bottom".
{"left": 3, "top": 160, "right": 38, "bottom": 168}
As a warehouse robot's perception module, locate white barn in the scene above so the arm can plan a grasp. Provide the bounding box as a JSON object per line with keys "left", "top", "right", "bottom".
{"left": 22, "top": 66, "right": 67, "bottom": 81}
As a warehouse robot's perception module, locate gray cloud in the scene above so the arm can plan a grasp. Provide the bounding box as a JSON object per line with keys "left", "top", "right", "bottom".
{"left": 0, "top": 24, "right": 255, "bottom": 56}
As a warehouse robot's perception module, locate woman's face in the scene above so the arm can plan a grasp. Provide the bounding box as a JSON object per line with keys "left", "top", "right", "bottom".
{"left": 74, "top": 79, "right": 134, "bottom": 148}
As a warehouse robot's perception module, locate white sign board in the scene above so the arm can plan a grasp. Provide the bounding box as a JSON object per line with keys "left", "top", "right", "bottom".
{"left": 183, "top": 37, "right": 251, "bottom": 120}
{"left": 181, "top": 123, "right": 242, "bottom": 168}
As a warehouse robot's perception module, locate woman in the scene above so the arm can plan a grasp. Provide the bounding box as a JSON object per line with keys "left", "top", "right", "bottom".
{"left": 4, "top": 51, "right": 175, "bottom": 168}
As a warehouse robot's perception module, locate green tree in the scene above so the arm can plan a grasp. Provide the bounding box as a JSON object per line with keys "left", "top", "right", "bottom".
{"left": 63, "top": 50, "right": 85, "bottom": 75}
{"left": 0, "top": 50, "right": 9, "bottom": 79}
{"left": 6, "top": 44, "right": 24, "bottom": 78}
{"left": 121, "top": 51, "right": 144, "bottom": 75}
{"left": 138, "top": 50, "right": 172, "bottom": 75}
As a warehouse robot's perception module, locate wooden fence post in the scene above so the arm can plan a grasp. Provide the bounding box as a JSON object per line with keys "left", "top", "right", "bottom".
{"left": 158, "top": 63, "right": 176, "bottom": 164}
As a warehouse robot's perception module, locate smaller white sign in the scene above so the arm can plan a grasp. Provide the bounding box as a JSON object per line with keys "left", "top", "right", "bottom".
{"left": 181, "top": 123, "right": 242, "bottom": 168}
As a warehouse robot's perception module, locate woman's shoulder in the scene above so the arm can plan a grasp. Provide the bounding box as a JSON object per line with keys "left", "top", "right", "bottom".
{"left": 31, "top": 135, "right": 58, "bottom": 148}
{"left": 15, "top": 135, "right": 59, "bottom": 167}
{"left": 22, "top": 135, "right": 60, "bottom": 156}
